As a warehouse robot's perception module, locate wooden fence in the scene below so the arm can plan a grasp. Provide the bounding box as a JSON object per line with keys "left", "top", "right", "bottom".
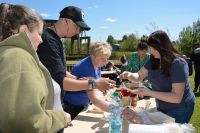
{"left": 66, "top": 60, "right": 121, "bottom": 72}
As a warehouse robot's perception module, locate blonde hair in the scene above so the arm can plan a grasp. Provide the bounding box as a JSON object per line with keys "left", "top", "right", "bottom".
{"left": 89, "top": 41, "right": 112, "bottom": 57}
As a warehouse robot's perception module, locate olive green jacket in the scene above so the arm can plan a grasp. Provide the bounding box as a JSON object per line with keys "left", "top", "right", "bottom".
{"left": 0, "top": 32, "right": 67, "bottom": 133}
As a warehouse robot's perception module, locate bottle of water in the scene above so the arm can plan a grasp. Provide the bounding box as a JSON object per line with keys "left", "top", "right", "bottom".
{"left": 109, "top": 92, "right": 122, "bottom": 133}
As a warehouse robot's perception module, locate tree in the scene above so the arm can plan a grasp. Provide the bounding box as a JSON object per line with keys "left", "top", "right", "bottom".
{"left": 145, "top": 22, "right": 159, "bottom": 33}
{"left": 178, "top": 26, "right": 193, "bottom": 55}
{"left": 140, "top": 35, "right": 148, "bottom": 41}
{"left": 178, "top": 19, "right": 200, "bottom": 56}
{"left": 64, "top": 38, "right": 73, "bottom": 55}
{"left": 106, "top": 35, "right": 117, "bottom": 45}
{"left": 120, "top": 34, "right": 139, "bottom": 52}
{"left": 192, "top": 19, "right": 200, "bottom": 49}
{"left": 122, "top": 35, "right": 128, "bottom": 41}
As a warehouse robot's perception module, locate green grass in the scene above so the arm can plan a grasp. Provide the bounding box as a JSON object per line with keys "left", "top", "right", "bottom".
{"left": 189, "top": 73, "right": 200, "bottom": 133}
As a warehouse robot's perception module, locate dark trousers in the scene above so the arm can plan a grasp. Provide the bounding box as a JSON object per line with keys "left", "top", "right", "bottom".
{"left": 194, "top": 69, "right": 200, "bottom": 89}
{"left": 57, "top": 129, "right": 64, "bottom": 133}
{"left": 63, "top": 100, "right": 85, "bottom": 120}
{"left": 165, "top": 99, "right": 195, "bottom": 123}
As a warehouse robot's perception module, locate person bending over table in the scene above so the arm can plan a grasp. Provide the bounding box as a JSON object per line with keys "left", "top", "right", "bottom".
{"left": 37, "top": 6, "right": 115, "bottom": 117}
{"left": 64, "top": 41, "right": 115, "bottom": 120}
{"left": 120, "top": 30, "right": 195, "bottom": 123}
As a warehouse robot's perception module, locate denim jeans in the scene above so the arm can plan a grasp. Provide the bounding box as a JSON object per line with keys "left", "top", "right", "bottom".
{"left": 166, "top": 99, "right": 195, "bottom": 123}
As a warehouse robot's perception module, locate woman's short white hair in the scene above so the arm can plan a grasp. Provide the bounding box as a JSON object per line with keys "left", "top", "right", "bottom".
{"left": 89, "top": 41, "right": 112, "bottom": 57}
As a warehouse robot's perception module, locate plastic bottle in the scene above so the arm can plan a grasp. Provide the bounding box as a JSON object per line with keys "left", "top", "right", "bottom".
{"left": 109, "top": 92, "right": 122, "bottom": 133}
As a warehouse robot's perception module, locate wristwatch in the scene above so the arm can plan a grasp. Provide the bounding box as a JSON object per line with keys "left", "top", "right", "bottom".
{"left": 88, "top": 79, "right": 96, "bottom": 90}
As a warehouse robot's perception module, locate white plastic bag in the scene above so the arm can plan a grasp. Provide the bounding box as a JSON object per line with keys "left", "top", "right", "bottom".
{"left": 129, "top": 123, "right": 195, "bottom": 133}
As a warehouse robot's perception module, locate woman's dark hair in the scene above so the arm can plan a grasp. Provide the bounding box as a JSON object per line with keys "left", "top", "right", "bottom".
{"left": 106, "top": 61, "right": 113, "bottom": 68}
{"left": 120, "top": 54, "right": 127, "bottom": 64}
{"left": 0, "top": 3, "right": 11, "bottom": 40}
{"left": 147, "top": 30, "right": 181, "bottom": 76}
{"left": 0, "top": 3, "right": 43, "bottom": 41}
{"left": 137, "top": 40, "right": 148, "bottom": 51}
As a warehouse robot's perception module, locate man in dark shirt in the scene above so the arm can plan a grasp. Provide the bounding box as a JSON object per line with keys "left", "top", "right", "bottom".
{"left": 37, "top": 6, "right": 115, "bottom": 114}
{"left": 191, "top": 43, "right": 200, "bottom": 92}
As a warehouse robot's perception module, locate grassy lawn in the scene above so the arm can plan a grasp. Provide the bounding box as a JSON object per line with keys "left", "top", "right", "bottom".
{"left": 189, "top": 73, "right": 200, "bottom": 133}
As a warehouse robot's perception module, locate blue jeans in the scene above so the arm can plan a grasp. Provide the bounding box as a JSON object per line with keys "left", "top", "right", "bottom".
{"left": 166, "top": 99, "right": 195, "bottom": 123}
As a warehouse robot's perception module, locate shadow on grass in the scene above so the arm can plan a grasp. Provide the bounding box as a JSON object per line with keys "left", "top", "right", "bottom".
{"left": 194, "top": 92, "right": 200, "bottom": 97}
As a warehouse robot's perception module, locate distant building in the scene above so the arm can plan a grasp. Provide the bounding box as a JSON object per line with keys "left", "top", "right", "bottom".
{"left": 44, "top": 19, "right": 90, "bottom": 55}
{"left": 44, "top": 19, "right": 57, "bottom": 28}
{"left": 111, "top": 44, "right": 120, "bottom": 51}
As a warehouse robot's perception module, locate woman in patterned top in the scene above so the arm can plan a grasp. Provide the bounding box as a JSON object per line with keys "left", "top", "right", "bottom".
{"left": 125, "top": 40, "right": 150, "bottom": 73}
{"left": 125, "top": 40, "right": 151, "bottom": 88}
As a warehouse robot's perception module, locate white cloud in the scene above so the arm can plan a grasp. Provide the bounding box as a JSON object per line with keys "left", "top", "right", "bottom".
{"left": 40, "top": 13, "right": 51, "bottom": 17}
{"left": 100, "top": 26, "right": 108, "bottom": 29}
{"left": 31, "top": 8, "right": 36, "bottom": 12}
{"left": 105, "top": 18, "right": 117, "bottom": 22}
{"left": 88, "top": 5, "right": 99, "bottom": 9}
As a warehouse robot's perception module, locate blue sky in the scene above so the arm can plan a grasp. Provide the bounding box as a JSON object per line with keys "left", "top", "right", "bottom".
{"left": 3, "top": 0, "right": 200, "bottom": 42}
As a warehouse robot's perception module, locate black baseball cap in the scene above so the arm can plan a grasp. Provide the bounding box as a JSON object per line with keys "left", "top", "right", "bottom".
{"left": 59, "top": 6, "right": 91, "bottom": 31}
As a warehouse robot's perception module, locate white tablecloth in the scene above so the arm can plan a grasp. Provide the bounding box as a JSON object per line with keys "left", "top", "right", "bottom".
{"left": 64, "top": 110, "right": 129, "bottom": 133}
